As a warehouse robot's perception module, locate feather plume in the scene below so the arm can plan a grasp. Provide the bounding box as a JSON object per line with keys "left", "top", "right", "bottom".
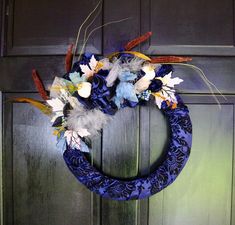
{"left": 106, "top": 59, "right": 122, "bottom": 87}
{"left": 105, "top": 57, "right": 144, "bottom": 87}
{"left": 99, "top": 58, "right": 113, "bottom": 70}
{"left": 66, "top": 104, "right": 110, "bottom": 137}
{"left": 124, "top": 32, "right": 152, "bottom": 50}
{"left": 65, "top": 44, "right": 74, "bottom": 72}
{"left": 32, "top": 69, "right": 49, "bottom": 100}
{"left": 13, "top": 97, "right": 52, "bottom": 115}
{"left": 121, "top": 57, "right": 144, "bottom": 72}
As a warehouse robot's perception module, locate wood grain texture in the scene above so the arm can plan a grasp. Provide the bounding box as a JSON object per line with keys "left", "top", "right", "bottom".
{"left": 0, "top": 0, "right": 4, "bottom": 56}
{"left": 2, "top": 94, "right": 14, "bottom": 225}
{"left": 0, "top": 92, "right": 2, "bottom": 225}
{"left": 6, "top": 0, "right": 102, "bottom": 55}
{"left": 148, "top": 103, "right": 168, "bottom": 225}
{"left": 3, "top": 93, "right": 92, "bottom": 225}
{"left": 141, "top": 0, "right": 235, "bottom": 55}
{"left": 101, "top": 1, "right": 141, "bottom": 224}
{"left": 1, "top": 56, "right": 235, "bottom": 95}
{"left": 101, "top": 107, "right": 139, "bottom": 225}
{"left": 149, "top": 103, "right": 234, "bottom": 225}
{"left": 1, "top": 0, "right": 235, "bottom": 224}
{"left": 138, "top": 105, "right": 150, "bottom": 225}
{"left": 232, "top": 104, "right": 235, "bottom": 225}
{"left": 103, "top": 0, "right": 140, "bottom": 54}
{"left": 91, "top": 134, "right": 102, "bottom": 225}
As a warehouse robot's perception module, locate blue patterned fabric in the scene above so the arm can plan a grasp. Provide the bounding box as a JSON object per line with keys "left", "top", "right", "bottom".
{"left": 63, "top": 96, "right": 192, "bottom": 200}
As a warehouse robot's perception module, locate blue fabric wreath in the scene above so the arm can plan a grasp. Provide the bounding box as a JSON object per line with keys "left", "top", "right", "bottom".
{"left": 63, "top": 95, "right": 192, "bottom": 200}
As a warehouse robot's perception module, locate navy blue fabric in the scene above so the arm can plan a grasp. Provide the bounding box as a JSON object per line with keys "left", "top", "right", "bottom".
{"left": 90, "top": 70, "right": 117, "bottom": 115}
{"left": 155, "top": 64, "right": 173, "bottom": 77}
{"left": 63, "top": 96, "right": 192, "bottom": 200}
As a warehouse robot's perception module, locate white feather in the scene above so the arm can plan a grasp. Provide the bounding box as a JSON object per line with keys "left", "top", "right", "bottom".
{"left": 122, "top": 57, "right": 144, "bottom": 72}
{"left": 99, "top": 58, "right": 113, "bottom": 70}
{"left": 106, "top": 59, "right": 122, "bottom": 87}
{"left": 66, "top": 106, "right": 110, "bottom": 137}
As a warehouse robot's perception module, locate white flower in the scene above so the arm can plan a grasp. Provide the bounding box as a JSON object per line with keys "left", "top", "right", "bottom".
{"left": 64, "top": 130, "right": 90, "bottom": 152}
{"left": 47, "top": 98, "right": 65, "bottom": 122}
{"left": 134, "top": 65, "right": 156, "bottom": 94}
{"left": 60, "top": 89, "right": 79, "bottom": 108}
{"left": 47, "top": 98, "right": 64, "bottom": 111}
{"left": 69, "top": 71, "right": 92, "bottom": 98}
{"left": 80, "top": 55, "right": 98, "bottom": 79}
{"left": 77, "top": 82, "right": 92, "bottom": 98}
{"left": 152, "top": 72, "right": 183, "bottom": 109}
{"left": 64, "top": 130, "right": 81, "bottom": 150}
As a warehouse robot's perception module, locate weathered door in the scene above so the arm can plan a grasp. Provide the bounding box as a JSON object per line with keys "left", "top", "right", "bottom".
{"left": 1, "top": 0, "right": 235, "bottom": 225}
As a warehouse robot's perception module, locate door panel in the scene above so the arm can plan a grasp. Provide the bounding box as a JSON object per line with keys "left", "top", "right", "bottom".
{"left": 149, "top": 103, "right": 234, "bottom": 225}
{"left": 6, "top": 0, "right": 102, "bottom": 55}
{"left": 10, "top": 99, "right": 92, "bottom": 225}
{"left": 101, "top": 108, "right": 139, "bottom": 225}
{"left": 3, "top": 95, "right": 235, "bottom": 225}
{"left": 141, "top": 0, "right": 235, "bottom": 55}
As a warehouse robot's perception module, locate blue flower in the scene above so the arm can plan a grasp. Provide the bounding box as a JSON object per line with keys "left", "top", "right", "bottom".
{"left": 114, "top": 71, "right": 139, "bottom": 108}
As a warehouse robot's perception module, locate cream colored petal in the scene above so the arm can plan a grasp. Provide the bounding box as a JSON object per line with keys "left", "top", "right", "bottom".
{"left": 46, "top": 98, "right": 64, "bottom": 111}
{"left": 89, "top": 55, "right": 98, "bottom": 70}
{"left": 134, "top": 77, "right": 152, "bottom": 94}
{"left": 157, "top": 72, "right": 172, "bottom": 86}
{"left": 167, "top": 77, "right": 183, "bottom": 87}
{"left": 162, "top": 88, "right": 177, "bottom": 103}
{"left": 77, "top": 82, "right": 92, "bottom": 98}
{"left": 64, "top": 130, "right": 81, "bottom": 149}
{"left": 77, "top": 128, "right": 91, "bottom": 137}
{"left": 154, "top": 95, "right": 164, "bottom": 109}
{"left": 80, "top": 64, "right": 92, "bottom": 78}
{"left": 142, "top": 65, "right": 156, "bottom": 80}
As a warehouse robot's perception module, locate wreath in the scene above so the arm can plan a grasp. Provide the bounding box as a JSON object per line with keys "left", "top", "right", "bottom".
{"left": 15, "top": 7, "right": 222, "bottom": 200}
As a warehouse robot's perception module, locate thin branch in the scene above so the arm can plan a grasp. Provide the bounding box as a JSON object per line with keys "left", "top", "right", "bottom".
{"left": 73, "top": 0, "right": 102, "bottom": 64}
{"left": 77, "top": 17, "right": 131, "bottom": 62}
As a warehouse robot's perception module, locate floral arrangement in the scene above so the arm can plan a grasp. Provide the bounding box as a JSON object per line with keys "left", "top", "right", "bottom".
{"left": 14, "top": 2, "right": 224, "bottom": 200}
{"left": 48, "top": 51, "right": 187, "bottom": 152}
{"left": 16, "top": 32, "right": 192, "bottom": 154}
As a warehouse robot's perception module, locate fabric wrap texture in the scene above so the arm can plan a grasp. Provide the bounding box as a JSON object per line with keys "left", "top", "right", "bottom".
{"left": 63, "top": 98, "right": 192, "bottom": 200}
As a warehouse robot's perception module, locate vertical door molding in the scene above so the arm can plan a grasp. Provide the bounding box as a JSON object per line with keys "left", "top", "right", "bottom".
{"left": 0, "top": 91, "right": 2, "bottom": 225}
